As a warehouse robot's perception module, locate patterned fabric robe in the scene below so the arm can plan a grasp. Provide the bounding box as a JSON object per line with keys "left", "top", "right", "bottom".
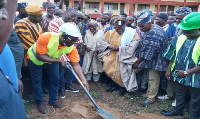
{"left": 97, "top": 28, "right": 140, "bottom": 86}
{"left": 15, "top": 18, "right": 43, "bottom": 66}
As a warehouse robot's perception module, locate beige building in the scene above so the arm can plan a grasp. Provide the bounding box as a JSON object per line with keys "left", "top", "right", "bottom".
{"left": 18, "top": 0, "right": 200, "bottom": 18}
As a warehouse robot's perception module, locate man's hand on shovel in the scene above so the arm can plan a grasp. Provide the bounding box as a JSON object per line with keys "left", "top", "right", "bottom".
{"left": 60, "top": 60, "right": 70, "bottom": 67}
{"left": 83, "top": 81, "right": 89, "bottom": 91}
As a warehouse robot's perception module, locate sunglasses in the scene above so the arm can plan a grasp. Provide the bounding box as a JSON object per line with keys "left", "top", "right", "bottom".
{"left": 67, "top": 37, "right": 79, "bottom": 43}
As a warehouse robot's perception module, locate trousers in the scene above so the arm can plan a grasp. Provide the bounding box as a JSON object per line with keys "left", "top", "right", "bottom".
{"left": 174, "top": 82, "right": 200, "bottom": 119}
{"left": 28, "top": 59, "right": 59, "bottom": 104}
{"left": 147, "top": 69, "right": 160, "bottom": 101}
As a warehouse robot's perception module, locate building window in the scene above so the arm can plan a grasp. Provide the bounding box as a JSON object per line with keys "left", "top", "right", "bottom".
{"left": 85, "top": 2, "right": 99, "bottom": 10}
{"left": 65, "top": 1, "right": 69, "bottom": 8}
{"left": 104, "top": 3, "right": 118, "bottom": 10}
{"left": 188, "top": 6, "right": 197, "bottom": 12}
{"left": 167, "top": 5, "right": 175, "bottom": 14}
{"left": 167, "top": 5, "right": 174, "bottom": 12}
{"left": 120, "top": 3, "right": 125, "bottom": 14}
{"left": 137, "top": 4, "right": 150, "bottom": 11}
{"left": 74, "top": 1, "right": 79, "bottom": 9}
{"left": 155, "top": 5, "right": 167, "bottom": 12}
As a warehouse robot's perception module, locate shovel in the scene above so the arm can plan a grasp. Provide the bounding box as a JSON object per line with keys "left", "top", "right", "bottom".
{"left": 66, "top": 64, "right": 117, "bottom": 119}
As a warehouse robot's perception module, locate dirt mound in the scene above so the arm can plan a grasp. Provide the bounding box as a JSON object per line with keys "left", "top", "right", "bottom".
{"left": 28, "top": 82, "right": 173, "bottom": 119}
{"left": 30, "top": 100, "right": 169, "bottom": 119}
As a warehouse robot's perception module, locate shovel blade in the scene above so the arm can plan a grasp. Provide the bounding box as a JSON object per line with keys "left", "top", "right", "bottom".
{"left": 97, "top": 108, "right": 117, "bottom": 119}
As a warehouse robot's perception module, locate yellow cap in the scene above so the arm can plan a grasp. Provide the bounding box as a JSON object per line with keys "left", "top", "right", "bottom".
{"left": 25, "top": 5, "right": 43, "bottom": 15}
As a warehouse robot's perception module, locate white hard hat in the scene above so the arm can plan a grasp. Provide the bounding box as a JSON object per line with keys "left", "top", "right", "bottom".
{"left": 58, "top": 23, "right": 81, "bottom": 38}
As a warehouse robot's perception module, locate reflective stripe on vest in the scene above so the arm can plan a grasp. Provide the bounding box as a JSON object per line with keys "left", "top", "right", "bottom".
{"left": 28, "top": 33, "right": 74, "bottom": 66}
{"left": 171, "top": 35, "right": 200, "bottom": 71}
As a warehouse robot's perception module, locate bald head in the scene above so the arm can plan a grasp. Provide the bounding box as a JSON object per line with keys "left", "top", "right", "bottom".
{"left": 62, "top": 13, "right": 72, "bottom": 23}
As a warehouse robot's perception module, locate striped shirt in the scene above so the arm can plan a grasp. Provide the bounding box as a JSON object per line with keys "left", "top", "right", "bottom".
{"left": 48, "top": 17, "right": 64, "bottom": 33}
{"left": 139, "top": 25, "right": 168, "bottom": 71}
{"left": 98, "top": 23, "right": 109, "bottom": 33}
{"left": 15, "top": 18, "right": 43, "bottom": 50}
{"left": 42, "top": 15, "right": 55, "bottom": 32}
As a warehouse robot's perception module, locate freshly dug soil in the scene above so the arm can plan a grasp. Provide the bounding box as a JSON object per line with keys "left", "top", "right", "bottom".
{"left": 29, "top": 82, "right": 171, "bottom": 119}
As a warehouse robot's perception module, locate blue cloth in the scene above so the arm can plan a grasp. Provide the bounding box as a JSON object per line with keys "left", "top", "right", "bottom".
{"left": 121, "top": 27, "right": 136, "bottom": 46}
{"left": 101, "top": 13, "right": 110, "bottom": 17}
{"left": 78, "top": 22, "right": 87, "bottom": 40}
{"left": 0, "top": 69, "right": 26, "bottom": 119}
{"left": 164, "top": 36, "right": 200, "bottom": 88}
{"left": 0, "top": 44, "right": 18, "bottom": 91}
{"left": 176, "top": 7, "right": 191, "bottom": 16}
{"left": 85, "top": 25, "right": 89, "bottom": 30}
{"left": 166, "top": 23, "right": 183, "bottom": 38}
{"left": 28, "top": 59, "right": 59, "bottom": 104}
{"left": 139, "top": 25, "right": 168, "bottom": 71}
{"left": 14, "top": 14, "right": 23, "bottom": 24}
{"left": 17, "top": 2, "right": 28, "bottom": 9}
{"left": 137, "top": 11, "right": 151, "bottom": 24}
{"left": 7, "top": 30, "right": 24, "bottom": 79}
{"left": 105, "top": 25, "right": 114, "bottom": 33}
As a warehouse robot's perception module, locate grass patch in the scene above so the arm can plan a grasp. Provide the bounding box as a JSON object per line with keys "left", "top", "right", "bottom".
{"left": 90, "top": 90, "right": 100, "bottom": 98}
{"left": 24, "top": 101, "right": 42, "bottom": 119}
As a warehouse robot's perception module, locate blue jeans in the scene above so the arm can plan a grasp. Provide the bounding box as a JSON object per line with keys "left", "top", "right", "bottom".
{"left": 28, "top": 59, "right": 59, "bottom": 104}
{"left": 59, "top": 65, "right": 72, "bottom": 90}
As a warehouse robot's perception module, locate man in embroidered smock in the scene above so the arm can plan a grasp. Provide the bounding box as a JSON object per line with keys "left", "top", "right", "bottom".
{"left": 14, "top": 2, "right": 28, "bottom": 24}
{"left": 161, "top": 12, "right": 200, "bottom": 119}
{"left": 133, "top": 11, "right": 168, "bottom": 107}
{"left": 97, "top": 17, "right": 140, "bottom": 96}
{"left": 27, "top": 23, "right": 89, "bottom": 114}
{"left": 15, "top": 4, "right": 43, "bottom": 61}
{"left": 158, "top": 7, "right": 191, "bottom": 103}
{"left": 154, "top": 13, "right": 169, "bottom": 97}
{"left": 15, "top": 4, "right": 43, "bottom": 99}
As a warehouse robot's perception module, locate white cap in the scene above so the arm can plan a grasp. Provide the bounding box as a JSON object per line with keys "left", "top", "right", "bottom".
{"left": 58, "top": 23, "right": 81, "bottom": 38}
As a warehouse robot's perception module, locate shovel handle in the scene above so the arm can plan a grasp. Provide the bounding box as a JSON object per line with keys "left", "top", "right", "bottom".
{"left": 65, "top": 64, "right": 100, "bottom": 110}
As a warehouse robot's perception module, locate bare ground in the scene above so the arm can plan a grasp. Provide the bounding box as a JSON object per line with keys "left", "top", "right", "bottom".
{"left": 25, "top": 82, "right": 189, "bottom": 119}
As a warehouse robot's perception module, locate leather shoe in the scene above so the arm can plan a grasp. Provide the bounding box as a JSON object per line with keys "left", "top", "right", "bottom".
{"left": 119, "top": 88, "right": 126, "bottom": 96}
{"left": 140, "top": 100, "right": 155, "bottom": 107}
{"left": 106, "top": 87, "right": 119, "bottom": 92}
{"left": 161, "top": 110, "right": 183, "bottom": 116}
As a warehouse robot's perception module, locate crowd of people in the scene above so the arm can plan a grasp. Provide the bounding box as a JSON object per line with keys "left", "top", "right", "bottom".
{"left": 0, "top": 0, "right": 200, "bottom": 119}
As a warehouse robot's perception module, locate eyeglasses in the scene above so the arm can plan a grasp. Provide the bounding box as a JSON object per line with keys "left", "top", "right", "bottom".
{"left": 68, "top": 37, "right": 78, "bottom": 43}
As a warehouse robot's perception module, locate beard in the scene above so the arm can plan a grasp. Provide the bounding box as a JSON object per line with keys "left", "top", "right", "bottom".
{"left": 20, "top": 12, "right": 28, "bottom": 18}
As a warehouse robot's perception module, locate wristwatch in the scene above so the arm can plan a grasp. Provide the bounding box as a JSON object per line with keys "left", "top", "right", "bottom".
{"left": 184, "top": 71, "right": 189, "bottom": 77}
